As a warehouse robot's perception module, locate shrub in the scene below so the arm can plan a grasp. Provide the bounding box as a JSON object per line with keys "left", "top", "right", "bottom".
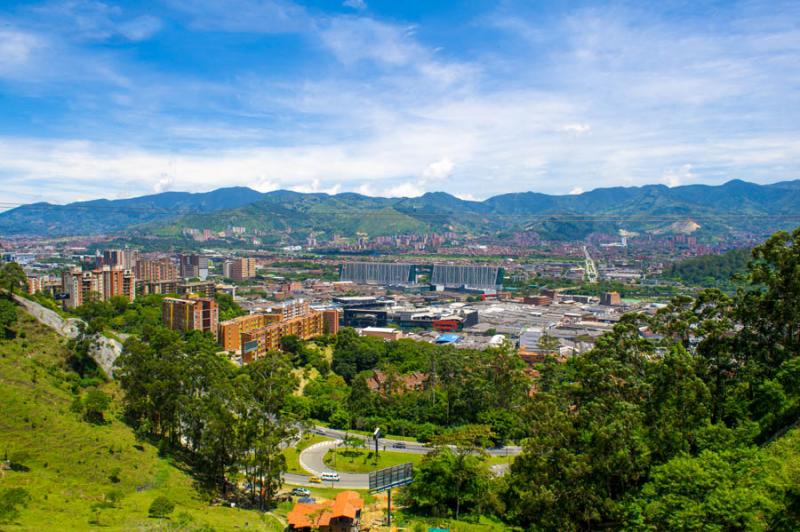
{"left": 148, "top": 496, "right": 175, "bottom": 518}
{"left": 0, "top": 488, "right": 31, "bottom": 524}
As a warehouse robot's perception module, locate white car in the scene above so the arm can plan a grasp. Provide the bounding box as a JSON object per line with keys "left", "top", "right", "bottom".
{"left": 321, "top": 472, "right": 340, "bottom": 482}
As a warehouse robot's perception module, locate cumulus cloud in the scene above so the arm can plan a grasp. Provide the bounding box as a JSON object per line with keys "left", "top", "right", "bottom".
{"left": 569, "top": 187, "right": 584, "bottom": 195}
{"left": 422, "top": 158, "right": 454, "bottom": 180}
{"left": 2, "top": 0, "right": 800, "bottom": 206}
{"left": 661, "top": 164, "right": 695, "bottom": 187}
{"left": 154, "top": 173, "right": 174, "bottom": 193}
{"left": 290, "top": 179, "right": 341, "bottom": 195}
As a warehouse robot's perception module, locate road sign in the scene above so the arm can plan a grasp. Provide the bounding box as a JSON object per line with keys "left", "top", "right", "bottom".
{"left": 368, "top": 462, "right": 413, "bottom": 493}
{"left": 54, "top": 293, "right": 69, "bottom": 301}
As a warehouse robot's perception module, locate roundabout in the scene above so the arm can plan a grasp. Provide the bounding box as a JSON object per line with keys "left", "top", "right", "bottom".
{"left": 283, "top": 426, "right": 523, "bottom": 488}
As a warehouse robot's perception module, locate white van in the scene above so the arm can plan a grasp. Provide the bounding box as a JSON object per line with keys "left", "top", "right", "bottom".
{"left": 321, "top": 472, "right": 340, "bottom": 482}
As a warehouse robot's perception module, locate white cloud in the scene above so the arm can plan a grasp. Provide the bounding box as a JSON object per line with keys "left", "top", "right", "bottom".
{"left": 118, "top": 15, "right": 162, "bottom": 41}
{"left": 166, "top": 0, "right": 310, "bottom": 33}
{"left": 290, "top": 179, "right": 342, "bottom": 195}
{"left": 560, "top": 123, "right": 591, "bottom": 135}
{"left": 320, "top": 18, "right": 419, "bottom": 66}
{"left": 385, "top": 182, "right": 424, "bottom": 198}
{"left": 343, "top": 0, "right": 367, "bottom": 10}
{"left": 0, "top": 30, "right": 42, "bottom": 75}
{"left": 153, "top": 173, "right": 174, "bottom": 193}
{"left": 661, "top": 164, "right": 695, "bottom": 187}
{"left": 422, "top": 158, "right": 454, "bottom": 180}
{"left": 2, "top": 1, "right": 800, "bottom": 206}
{"left": 569, "top": 187, "right": 584, "bottom": 195}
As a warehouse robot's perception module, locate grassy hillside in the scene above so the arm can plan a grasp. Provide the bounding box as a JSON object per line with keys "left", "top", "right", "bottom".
{"left": 0, "top": 311, "right": 281, "bottom": 531}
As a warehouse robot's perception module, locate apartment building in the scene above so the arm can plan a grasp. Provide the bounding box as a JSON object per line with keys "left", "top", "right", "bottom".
{"left": 61, "top": 266, "right": 135, "bottom": 308}
{"left": 178, "top": 254, "right": 209, "bottom": 280}
{"left": 135, "top": 258, "right": 178, "bottom": 282}
{"left": 136, "top": 279, "right": 178, "bottom": 296}
{"left": 322, "top": 309, "right": 340, "bottom": 335}
{"left": 230, "top": 257, "right": 257, "bottom": 281}
{"left": 102, "top": 249, "right": 139, "bottom": 269}
{"left": 162, "top": 297, "right": 219, "bottom": 339}
{"left": 177, "top": 280, "right": 216, "bottom": 298}
{"left": 240, "top": 311, "right": 324, "bottom": 362}
{"left": 219, "top": 312, "right": 282, "bottom": 352}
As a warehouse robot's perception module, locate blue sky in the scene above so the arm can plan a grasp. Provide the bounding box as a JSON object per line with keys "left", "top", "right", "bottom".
{"left": 0, "top": 0, "right": 799, "bottom": 205}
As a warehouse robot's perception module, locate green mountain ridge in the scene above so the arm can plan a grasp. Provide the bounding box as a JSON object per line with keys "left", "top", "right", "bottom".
{"left": 3, "top": 179, "right": 800, "bottom": 240}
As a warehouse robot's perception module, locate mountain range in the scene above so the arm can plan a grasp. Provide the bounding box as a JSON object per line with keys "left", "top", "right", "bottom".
{"left": 2, "top": 179, "right": 800, "bottom": 241}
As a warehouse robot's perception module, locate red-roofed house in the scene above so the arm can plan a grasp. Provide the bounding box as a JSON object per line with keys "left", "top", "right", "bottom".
{"left": 287, "top": 490, "right": 364, "bottom": 531}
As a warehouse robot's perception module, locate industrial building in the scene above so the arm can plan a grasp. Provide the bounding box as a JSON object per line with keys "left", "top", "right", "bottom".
{"left": 338, "top": 261, "right": 504, "bottom": 292}
{"left": 339, "top": 262, "right": 415, "bottom": 285}
{"left": 430, "top": 264, "right": 503, "bottom": 291}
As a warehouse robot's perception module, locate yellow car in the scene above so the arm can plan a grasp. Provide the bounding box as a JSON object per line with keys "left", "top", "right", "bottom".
{"left": 308, "top": 476, "right": 321, "bottom": 483}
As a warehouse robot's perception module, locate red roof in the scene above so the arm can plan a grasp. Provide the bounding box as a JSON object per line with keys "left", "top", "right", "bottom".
{"left": 287, "top": 490, "right": 364, "bottom": 529}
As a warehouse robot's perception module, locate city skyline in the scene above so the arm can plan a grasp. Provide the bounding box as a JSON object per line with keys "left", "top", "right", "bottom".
{"left": 1, "top": 0, "right": 799, "bottom": 205}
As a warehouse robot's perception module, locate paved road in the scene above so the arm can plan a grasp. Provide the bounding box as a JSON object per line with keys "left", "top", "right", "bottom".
{"left": 281, "top": 428, "right": 521, "bottom": 488}
{"left": 298, "top": 440, "right": 370, "bottom": 489}
{"left": 310, "top": 426, "right": 522, "bottom": 457}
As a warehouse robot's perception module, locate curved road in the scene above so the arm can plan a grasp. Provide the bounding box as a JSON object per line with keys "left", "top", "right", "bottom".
{"left": 282, "top": 427, "right": 522, "bottom": 488}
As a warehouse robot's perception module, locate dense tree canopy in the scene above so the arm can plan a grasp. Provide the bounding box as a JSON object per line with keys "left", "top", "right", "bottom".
{"left": 501, "top": 227, "right": 800, "bottom": 529}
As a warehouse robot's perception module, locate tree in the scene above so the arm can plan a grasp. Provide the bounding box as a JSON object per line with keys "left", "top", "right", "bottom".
{"left": 0, "top": 262, "right": 26, "bottom": 297}
{"left": 148, "top": 496, "right": 175, "bottom": 518}
{"left": 215, "top": 292, "right": 246, "bottom": 321}
{"left": 735, "top": 227, "right": 800, "bottom": 439}
{"left": 505, "top": 316, "right": 654, "bottom": 529}
{"left": 401, "top": 447, "right": 493, "bottom": 519}
{"left": 428, "top": 425, "right": 494, "bottom": 520}
{"left": 627, "top": 449, "right": 781, "bottom": 530}
{"left": 537, "top": 331, "right": 560, "bottom": 352}
{"left": 241, "top": 354, "right": 298, "bottom": 509}
{"left": 81, "top": 389, "right": 112, "bottom": 424}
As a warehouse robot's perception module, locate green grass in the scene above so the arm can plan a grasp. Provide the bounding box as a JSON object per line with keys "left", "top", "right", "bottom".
{"left": 282, "top": 433, "right": 332, "bottom": 474}
{"left": 483, "top": 453, "right": 516, "bottom": 466}
{"left": 0, "top": 311, "right": 281, "bottom": 531}
{"left": 323, "top": 448, "right": 423, "bottom": 474}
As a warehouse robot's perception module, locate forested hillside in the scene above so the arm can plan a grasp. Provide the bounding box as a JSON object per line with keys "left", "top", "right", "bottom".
{"left": 663, "top": 247, "right": 751, "bottom": 289}
{"left": 5, "top": 179, "right": 800, "bottom": 240}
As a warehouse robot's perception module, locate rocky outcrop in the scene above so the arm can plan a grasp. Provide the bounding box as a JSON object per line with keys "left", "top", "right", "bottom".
{"left": 13, "top": 294, "right": 123, "bottom": 377}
